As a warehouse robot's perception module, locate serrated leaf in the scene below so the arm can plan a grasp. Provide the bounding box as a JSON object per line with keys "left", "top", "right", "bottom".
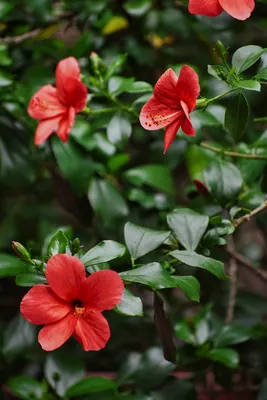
{"left": 170, "top": 250, "right": 227, "bottom": 279}
{"left": 167, "top": 209, "right": 209, "bottom": 251}
{"left": 124, "top": 222, "right": 170, "bottom": 261}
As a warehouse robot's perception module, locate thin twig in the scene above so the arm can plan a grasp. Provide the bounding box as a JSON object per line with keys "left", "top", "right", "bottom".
{"left": 225, "top": 237, "right": 238, "bottom": 324}
{"left": 226, "top": 247, "right": 267, "bottom": 281}
{"left": 234, "top": 201, "right": 267, "bottom": 227}
{"left": 200, "top": 142, "right": 267, "bottom": 160}
{"left": 0, "top": 29, "right": 42, "bottom": 44}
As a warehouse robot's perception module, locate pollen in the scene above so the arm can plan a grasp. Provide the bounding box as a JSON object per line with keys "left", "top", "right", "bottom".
{"left": 152, "top": 114, "right": 164, "bottom": 126}
{"left": 75, "top": 306, "right": 85, "bottom": 315}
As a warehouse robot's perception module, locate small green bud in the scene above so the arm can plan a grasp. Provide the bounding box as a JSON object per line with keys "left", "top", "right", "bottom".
{"left": 89, "top": 51, "right": 106, "bottom": 76}
{"left": 12, "top": 241, "right": 31, "bottom": 261}
{"left": 196, "top": 98, "right": 209, "bottom": 109}
{"left": 71, "top": 238, "right": 81, "bottom": 255}
{"left": 215, "top": 40, "right": 227, "bottom": 59}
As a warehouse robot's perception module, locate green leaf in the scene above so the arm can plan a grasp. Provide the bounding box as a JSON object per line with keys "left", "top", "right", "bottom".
{"left": 255, "top": 67, "right": 267, "bottom": 81}
{"left": 115, "top": 288, "right": 143, "bottom": 316}
{"left": 0, "top": 44, "right": 12, "bottom": 66}
{"left": 47, "top": 230, "right": 70, "bottom": 258}
{"left": 123, "top": 0, "right": 151, "bottom": 16}
{"left": 185, "top": 144, "right": 214, "bottom": 181}
{"left": 206, "top": 348, "right": 239, "bottom": 369}
{"left": 175, "top": 321, "right": 196, "bottom": 345}
{"left": 234, "top": 80, "right": 261, "bottom": 92}
{"left": 171, "top": 276, "right": 200, "bottom": 302}
{"left": 81, "top": 240, "right": 126, "bottom": 266}
{"left": 224, "top": 93, "right": 249, "bottom": 141}
{"left": 232, "top": 45, "right": 265, "bottom": 73}
{"left": 124, "top": 164, "right": 175, "bottom": 195}
{"left": 214, "top": 325, "right": 251, "bottom": 347}
{"left": 44, "top": 352, "right": 85, "bottom": 397}
{"left": 0, "top": 254, "right": 28, "bottom": 278}
{"left": 125, "top": 81, "right": 153, "bottom": 93}
{"left": 66, "top": 377, "right": 116, "bottom": 397}
{"left": 0, "top": 69, "right": 13, "bottom": 86}
{"left": 195, "top": 320, "right": 209, "bottom": 345}
{"left": 166, "top": 209, "right": 209, "bottom": 251}
{"left": 120, "top": 262, "right": 176, "bottom": 289}
{"left": 203, "top": 159, "right": 243, "bottom": 205}
{"left": 88, "top": 178, "right": 129, "bottom": 225}
{"left": 124, "top": 222, "right": 170, "bottom": 261}
{"left": 8, "top": 376, "right": 44, "bottom": 400}
{"left": 16, "top": 273, "right": 47, "bottom": 287}
{"left": 105, "top": 54, "right": 128, "bottom": 79}
{"left": 107, "top": 113, "right": 132, "bottom": 145}
{"left": 3, "top": 314, "right": 37, "bottom": 359}
{"left": 52, "top": 136, "right": 95, "bottom": 196}
{"left": 170, "top": 250, "right": 227, "bottom": 279}
{"left": 207, "top": 65, "right": 227, "bottom": 81}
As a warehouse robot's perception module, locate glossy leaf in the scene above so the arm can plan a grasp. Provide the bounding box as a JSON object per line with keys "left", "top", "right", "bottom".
{"left": 120, "top": 262, "right": 176, "bottom": 289}
{"left": 8, "top": 376, "right": 44, "bottom": 400}
{"left": 124, "top": 221, "right": 170, "bottom": 260}
{"left": 0, "top": 254, "right": 28, "bottom": 278}
{"left": 224, "top": 93, "right": 249, "bottom": 141}
{"left": 107, "top": 113, "right": 132, "bottom": 144}
{"left": 232, "top": 45, "right": 265, "bottom": 73}
{"left": 115, "top": 288, "right": 143, "bottom": 316}
{"left": 203, "top": 160, "right": 243, "bottom": 205}
{"left": 81, "top": 240, "right": 126, "bottom": 266}
{"left": 66, "top": 377, "right": 116, "bottom": 397}
{"left": 124, "top": 164, "right": 175, "bottom": 195}
{"left": 206, "top": 348, "right": 239, "bottom": 369}
{"left": 214, "top": 325, "right": 251, "bottom": 347}
{"left": 170, "top": 250, "right": 227, "bottom": 279}
{"left": 171, "top": 276, "right": 200, "bottom": 302}
{"left": 45, "top": 352, "right": 85, "bottom": 397}
{"left": 16, "top": 273, "right": 47, "bottom": 287}
{"left": 167, "top": 209, "right": 209, "bottom": 251}
{"left": 47, "top": 230, "right": 70, "bottom": 258}
{"left": 234, "top": 80, "right": 261, "bottom": 92}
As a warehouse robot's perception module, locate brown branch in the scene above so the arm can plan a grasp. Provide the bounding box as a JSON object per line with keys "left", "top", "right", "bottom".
{"left": 225, "top": 238, "right": 238, "bottom": 324}
{"left": 234, "top": 200, "right": 267, "bottom": 228}
{"left": 226, "top": 247, "right": 267, "bottom": 281}
{"left": 0, "top": 29, "right": 42, "bottom": 44}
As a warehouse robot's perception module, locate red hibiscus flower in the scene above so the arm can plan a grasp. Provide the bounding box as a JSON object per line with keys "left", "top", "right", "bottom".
{"left": 20, "top": 254, "right": 124, "bottom": 351}
{"left": 188, "top": 0, "right": 254, "bottom": 20}
{"left": 28, "top": 57, "right": 88, "bottom": 146}
{"left": 139, "top": 66, "right": 200, "bottom": 153}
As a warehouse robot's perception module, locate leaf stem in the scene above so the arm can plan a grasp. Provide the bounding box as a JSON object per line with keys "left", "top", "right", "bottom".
{"left": 206, "top": 87, "right": 239, "bottom": 105}
{"left": 234, "top": 200, "right": 267, "bottom": 227}
{"left": 200, "top": 142, "right": 267, "bottom": 160}
{"left": 254, "top": 116, "right": 267, "bottom": 122}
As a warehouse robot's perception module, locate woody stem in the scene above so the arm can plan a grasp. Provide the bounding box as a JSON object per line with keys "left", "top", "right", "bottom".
{"left": 200, "top": 142, "right": 267, "bottom": 160}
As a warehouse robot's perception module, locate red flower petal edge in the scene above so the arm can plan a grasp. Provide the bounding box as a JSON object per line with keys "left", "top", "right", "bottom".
{"left": 20, "top": 254, "right": 124, "bottom": 352}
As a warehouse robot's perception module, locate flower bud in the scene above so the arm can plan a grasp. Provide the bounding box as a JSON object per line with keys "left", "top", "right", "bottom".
{"left": 90, "top": 51, "right": 106, "bottom": 76}
{"left": 215, "top": 40, "right": 227, "bottom": 59}
{"left": 71, "top": 238, "right": 81, "bottom": 255}
{"left": 12, "top": 241, "right": 31, "bottom": 261}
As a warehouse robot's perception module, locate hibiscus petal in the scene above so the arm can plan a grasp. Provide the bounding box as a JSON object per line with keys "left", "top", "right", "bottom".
{"left": 38, "top": 313, "right": 77, "bottom": 351}
{"left": 74, "top": 310, "right": 110, "bottom": 351}
{"left": 34, "top": 116, "right": 62, "bottom": 146}
{"left": 28, "top": 84, "right": 66, "bottom": 120}
{"left": 219, "top": 0, "right": 254, "bottom": 20}
{"left": 176, "top": 66, "right": 200, "bottom": 112}
{"left": 57, "top": 76, "right": 87, "bottom": 111}
{"left": 140, "top": 95, "right": 182, "bottom": 131}
{"left": 153, "top": 68, "right": 179, "bottom": 107}
{"left": 181, "top": 118, "right": 196, "bottom": 137}
{"left": 188, "top": 0, "right": 223, "bottom": 16}
{"left": 164, "top": 114, "right": 184, "bottom": 154}
{"left": 20, "top": 284, "right": 72, "bottom": 325}
{"left": 56, "top": 57, "right": 81, "bottom": 87}
{"left": 57, "top": 106, "right": 76, "bottom": 142}
{"left": 46, "top": 254, "right": 86, "bottom": 302}
{"left": 80, "top": 270, "right": 124, "bottom": 311}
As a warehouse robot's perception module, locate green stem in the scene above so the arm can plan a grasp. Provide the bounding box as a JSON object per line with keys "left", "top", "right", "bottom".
{"left": 206, "top": 87, "right": 239, "bottom": 105}
{"left": 200, "top": 142, "right": 267, "bottom": 160}
{"left": 82, "top": 107, "right": 117, "bottom": 116}
{"left": 254, "top": 116, "right": 267, "bottom": 122}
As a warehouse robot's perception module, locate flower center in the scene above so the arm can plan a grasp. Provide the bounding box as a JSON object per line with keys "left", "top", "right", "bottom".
{"left": 73, "top": 300, "right": 85, "bottom": 316}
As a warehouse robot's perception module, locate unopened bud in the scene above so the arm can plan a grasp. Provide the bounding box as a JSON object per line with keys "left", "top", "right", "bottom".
{"left": 12, "top": 241, "right": 31, "bottom": 261}
{"left": 215, "top": 40, "right": 227, "bottom": 59}
{"left": 196, "top": 98, "right": 209, "bottom": 109}
{"left": 90, "top": 51, "right": 106, "bottom": 76}
{"left": 71, "top": 238, "right": 80, "bottom": 255}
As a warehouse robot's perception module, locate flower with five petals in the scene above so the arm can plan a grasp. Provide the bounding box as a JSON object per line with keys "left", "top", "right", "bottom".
{"left": 20, "top": 254, "right": 124, "bottom": 351}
